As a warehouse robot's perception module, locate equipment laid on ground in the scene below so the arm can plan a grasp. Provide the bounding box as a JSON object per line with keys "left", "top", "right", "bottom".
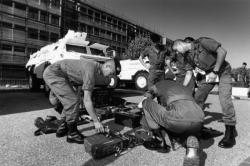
{"left": 84, "top": 127, "right": 143, "bottom": 159}
{"left": 34, "top": 116, "right": 61, "bottom": 136}
{"left": 114, "top": 107, "right": 143, "bottom": 128}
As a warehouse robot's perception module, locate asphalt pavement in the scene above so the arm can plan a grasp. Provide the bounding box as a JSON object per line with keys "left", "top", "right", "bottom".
{"left": 0, "top": 89, "right": 250, "bottom": 166}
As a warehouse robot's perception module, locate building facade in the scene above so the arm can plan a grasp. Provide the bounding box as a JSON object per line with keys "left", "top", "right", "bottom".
{"left": 0, "top": 0, "right": 165, "bottom": 84}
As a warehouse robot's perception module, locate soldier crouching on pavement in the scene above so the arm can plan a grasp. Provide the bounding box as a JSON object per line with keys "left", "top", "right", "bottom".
{"left": 172, "top": 37, "right": 237, "bottom": 148}
{"left": 139, "top": 80, "right": 204, "bottom": 166}
{"left": 43, "top": 58, "right": 121, "bottom": 144}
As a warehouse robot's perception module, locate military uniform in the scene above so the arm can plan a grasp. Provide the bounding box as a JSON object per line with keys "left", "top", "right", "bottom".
{"left": 142, "top": 80, "right": 204, "bottom": 134}
{"left": 141, "top": 46, "right": 169, "bottom": 89}
{"left": 43, "top": 59, "right": 101, "bottom": 123}
{"left": 187, "top": 37, "right": 236, "bottom": 126}
{"left": 166, "top": 53, "right": 195, "bottom": 91}
{"left": 237, "top": 67, "right": 248, "bottom": 87}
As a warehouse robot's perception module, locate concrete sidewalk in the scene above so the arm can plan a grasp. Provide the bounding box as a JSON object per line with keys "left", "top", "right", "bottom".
{"left": 0, "top": 92, "right": 250, "bottom": 166}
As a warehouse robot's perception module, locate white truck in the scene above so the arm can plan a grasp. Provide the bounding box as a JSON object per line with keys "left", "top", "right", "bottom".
{"left": 118, "top": 58, "right": 149, "bottom": 91}
{"left": 26, "top": 30, "right": 117, "bottom": 94}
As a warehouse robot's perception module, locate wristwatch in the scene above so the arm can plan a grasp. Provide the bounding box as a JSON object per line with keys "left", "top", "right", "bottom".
{"left": 212, "top": 70, "right": 219, "bottom": 75}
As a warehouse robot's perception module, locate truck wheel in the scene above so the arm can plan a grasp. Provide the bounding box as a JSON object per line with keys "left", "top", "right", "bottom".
{"left": 29, "top": 74, "right": 40, "bottom": 91}
{"left": 134, "top": 72, "right": 148, "bottom": 91}
{"left": 108, "top": 75, "right": 119, "bottom": 89}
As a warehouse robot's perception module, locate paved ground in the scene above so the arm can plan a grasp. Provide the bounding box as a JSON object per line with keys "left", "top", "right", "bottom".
{"left": 0, "top": 89, "right": 250, "bottom": 166}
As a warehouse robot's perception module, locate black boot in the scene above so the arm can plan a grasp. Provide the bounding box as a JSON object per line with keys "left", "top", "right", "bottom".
{"left": 66, "top": 122, "right": 85, "bottom": 144}
{"left": 56, "top": 121, "right": 68, "bottom": 137}
{"left": 218, "top": 125, "right": 237, "bottom": 148}
{"left": 183, "top": 136, "right": 200, "bottom": 166}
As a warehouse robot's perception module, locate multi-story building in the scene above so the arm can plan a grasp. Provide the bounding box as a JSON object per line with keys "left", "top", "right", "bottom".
{"left": 0, "top": 0, "right": 61, "bottom": 84}
{"left": 0, "top": 0, "right": 167, "bottom": 84}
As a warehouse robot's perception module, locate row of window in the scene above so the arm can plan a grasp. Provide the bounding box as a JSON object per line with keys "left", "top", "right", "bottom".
{"left": 27, "top": 28, "right": 59, "bottom": 42}
{"left": 65, "top": 1, "right": 150, "bottom": 35}
{"left": 0, "top": 0, "right": 60, "bottom": 26}
{"left": 0, "top": 0, "right": 60, "bottom": 9}
{"left": 28, "top": 8, "right": 60, "bottom": 26}
{"left": 78, "top": 23, "right": 127, "bottom": 43}
{"left": 0, "top": 44, "right": 38, "bottom": 55}
{"left": 0, "top": 21, "right": 59, "bottom": 42}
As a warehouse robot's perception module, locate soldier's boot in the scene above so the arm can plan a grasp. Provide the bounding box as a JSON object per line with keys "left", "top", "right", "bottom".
{"left": 183, "top": 136, "right": 200, "bottom": 166}
{"left": 218, "top": 125, "right": 237, "bottom": 148}
{"left": 56, "top": 121, "right": 68, "bottom": 137}
{"left": 66, "top": 122, "right": 85, "bottom": 144}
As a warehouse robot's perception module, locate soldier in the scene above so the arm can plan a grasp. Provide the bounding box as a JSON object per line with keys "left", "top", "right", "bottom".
{"left": 172, "top": 37, "right": 237, "bottom": 148}
{"left": 236, "top": 62, "right": 248, "bottom": 87}
{"left": 166, "top": 37, "right": 196, "bottom": 93}
{"left": 139, "top": 43, "right": 171, "bottom": 90}
{"left": 141, "top": 80, "right": 204, "bottom": 166}
{"left": 43, "top": 58, "right": 121, "bottom": 144}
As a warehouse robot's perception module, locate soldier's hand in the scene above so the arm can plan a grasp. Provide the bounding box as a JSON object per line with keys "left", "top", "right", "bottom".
{"left": 94, "top": 121, "right": 105, "bottom": 133}
{"left": 207, "top": 72, "right": 217, "bottom": 82}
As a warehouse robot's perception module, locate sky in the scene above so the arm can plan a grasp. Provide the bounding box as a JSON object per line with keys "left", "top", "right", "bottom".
{"left": 90, "top": 0, "right": 250, "bottom": 68}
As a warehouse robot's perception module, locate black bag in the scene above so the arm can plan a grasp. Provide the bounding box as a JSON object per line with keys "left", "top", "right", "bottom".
{"left": 34, "top": 116, "right": 61, "bottom": 136}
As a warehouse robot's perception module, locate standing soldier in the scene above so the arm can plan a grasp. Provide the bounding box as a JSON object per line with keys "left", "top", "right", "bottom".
{"left": 236, "top": 62, "right": 248, "bottom": 87}
{"left": 139, "top": 43, "right": 171, "bottom": 90}
{"left": 172, "top": 37, "right": 237, "bottom": 148}
{"left": 166, "top": 37, "right": 196, "bottom": 93}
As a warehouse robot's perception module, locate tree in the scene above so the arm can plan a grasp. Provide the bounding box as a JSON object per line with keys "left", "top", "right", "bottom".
{"left": 127, "top": 35, "right": 154, "bottom": 60}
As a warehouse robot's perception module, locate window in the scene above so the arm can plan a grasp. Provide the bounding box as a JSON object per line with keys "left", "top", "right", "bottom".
{"left": 95, "top": 13, "right": 100, "bottom": 22}
{"left": 28, "top": 7, "right": 38, "bottom": 20}
{"left": 14, "top": 24, "right": 26, "bottom": 31}
{"left": 40, "top": 30, "right": 49, "bottom": 41}
{"left": 88, "top": 9, "right": 93, "bottom": 15}
{"left": 94, "top": 28, "right": 99, "bottom": 36}
{"left": 50, "top": 32, "right": 59, "bottom": 42}
{"left": 80, "top": 23, "right": 86, "bottom": 32}
{"left": 1, "top": 44, "right": 12, "bottom": 51}
{"left": 1, "top": 0, "right": 12, "bottom": 7}
{"left": 107, "top": 31, "right": 111, "bottom": 38}
{"left": 14, "top": 46, "right": 25, "bottom": 53}
{"left": 112, "top": 33, "right": 116, "bottom": 41}
{"left": 41, "top": 0, "right": 49, "bottom": 5}
{"left": 101, "top": 15, "right": 106, "bottom": 21}
{"left": 15, "top": 2, "right": 26, "bottom": 10}
{"left": 87, "top": 26, "right": 93, "bottom": 34}
{"left": 40, "top": 11, "right": 49, "bottom": 23}
{"left": 80, "top": 7, "right": 87, "bottom": 14}
{"left": 27, "top": 48, "right": 37, "bottom": 55}
{"left": 117, "top": 34, "right": 121, "bottom": 42}
{"left": 51, "top": 14, "right": 59, "bottom": 26}
{"left": 51, "top": 0, "right": 60, "bottom": 8}
{"left": 90, "top": 48, "right": 104, "bottom": 56}
{"left": 1, "top": 21, "right": 12, "bottom": 28}
{"left": 28, "top": 28, "right": 38, "bottom": 39}
{"left": 66, "top": 44, "right": 87, "bottom": 54}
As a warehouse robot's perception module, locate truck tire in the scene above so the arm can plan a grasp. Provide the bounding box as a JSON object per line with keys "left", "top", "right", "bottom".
{"left": 29, "top": 74, "right": 40, "bottom": 92}
{"left": 108, "top": 75, "right": 119, "bottom": 89}
{"left": 134, "top": 72, "right": 148, "bottom": 91}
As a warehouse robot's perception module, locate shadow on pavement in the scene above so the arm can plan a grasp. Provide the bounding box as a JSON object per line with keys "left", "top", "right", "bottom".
{"left": 204, "top": 110, "right": 223, "bottom": 125}
{"left": 0, "top": 91, "right": 52, "bottom": 115}
{"left": 199, "top": 138, "right": 214, "bottom": 166}
{"left": 113, "top": 88, "right": 144, "bottom": 98}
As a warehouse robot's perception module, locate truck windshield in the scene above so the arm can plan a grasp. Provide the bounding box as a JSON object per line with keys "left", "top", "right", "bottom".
{"left": 90, "top": 48, "right": 105, "bottom": 56}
